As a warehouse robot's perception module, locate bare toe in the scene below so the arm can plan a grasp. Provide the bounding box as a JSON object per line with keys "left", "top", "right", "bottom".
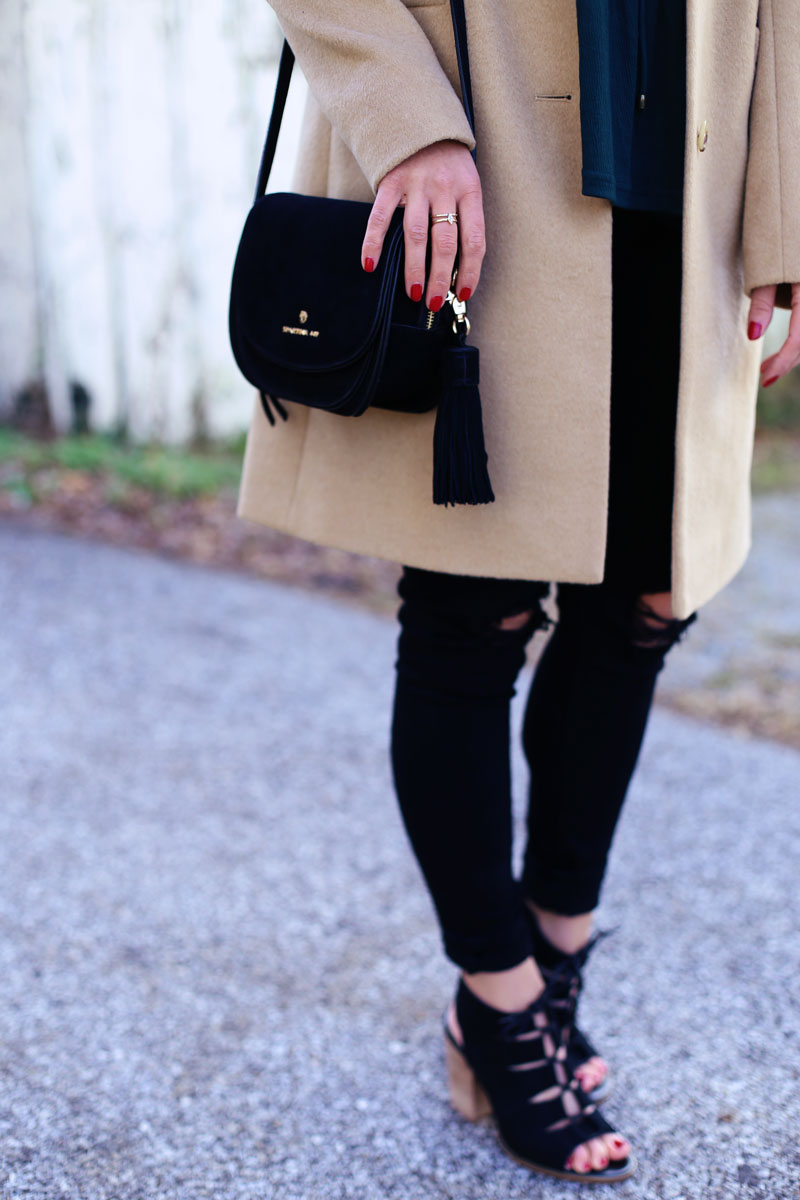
{"left": 588, "top": 1054, "right": 608, "bottom": 1080}
{"left": 606, "top": 1133, "right": 631, "bottom": 1161}
{"left": 566, "top": 1144, "right": 592, "bottom": 1174}
{"left": 575, "top": 1060, "right": 605, "bottom": 1090}
{"left": 588, "top": 1136, "right": 610, "bottom": 1171}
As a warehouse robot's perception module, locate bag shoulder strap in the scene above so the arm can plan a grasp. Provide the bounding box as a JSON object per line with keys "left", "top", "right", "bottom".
{"left": 448, "top": 0, "right": 476, "bottom": 140}
{"left": 254, "top": 0, "right": 475, "bottom": 201}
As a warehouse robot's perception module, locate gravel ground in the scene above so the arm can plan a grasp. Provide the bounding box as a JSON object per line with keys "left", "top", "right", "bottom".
{"left": 657, "top": 492, "right": 800, "bottom": 747}
{"left": 1, "top": 521, "right": 799, "bottom": 1200}
{"left": 3, "top": 477, "right": 797, "bottom": 746}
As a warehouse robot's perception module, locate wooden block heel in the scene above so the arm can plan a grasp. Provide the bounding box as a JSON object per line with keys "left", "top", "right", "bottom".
{"left": 443, "top": 1028, "right": 492, "bottom": 1121}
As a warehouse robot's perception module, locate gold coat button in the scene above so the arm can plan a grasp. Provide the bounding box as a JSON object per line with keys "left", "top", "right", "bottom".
{"left": 697, "top": 120, "right": 709, "bottom": 152}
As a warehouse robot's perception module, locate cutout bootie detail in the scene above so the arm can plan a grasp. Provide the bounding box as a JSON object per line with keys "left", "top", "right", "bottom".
{"left": 526, "top": 908, "right": 614, "bottom": 1103}
{"left": 444, "top": 976, "right": 634, "bottom": 1183}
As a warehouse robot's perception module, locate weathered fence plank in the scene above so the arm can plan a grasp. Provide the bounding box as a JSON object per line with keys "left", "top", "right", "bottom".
{"left": 1, "top": 0, "right": 306, "bottom": 441}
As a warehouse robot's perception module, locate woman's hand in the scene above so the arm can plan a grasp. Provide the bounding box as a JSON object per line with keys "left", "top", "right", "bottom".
{"left": 747, "top": 282, "right": 800, "bottom": 386}
{"left": 360, "top": 140, "right": 485, "bottom": 310}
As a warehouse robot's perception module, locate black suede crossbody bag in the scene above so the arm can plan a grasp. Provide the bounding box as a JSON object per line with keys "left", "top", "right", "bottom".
{"left": 228, "top": 0, "right": 494, "bottom": 506}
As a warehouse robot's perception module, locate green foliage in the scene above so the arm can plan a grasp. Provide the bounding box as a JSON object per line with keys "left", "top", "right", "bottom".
{"left": 751, "top": 370, "right": 800, "bottom": 491}
{"left": 756, "top": 370, "right": 800, "bottom": 431}
{"left": 751, "top": 433, "right": 800, "bottom": 493}
{"left": 111, "top": 447, "right": 242, "bottom": 497}
{"left": 0, "top": 428, "right": 245, "bottom": 498}
{"left": 1, "top": 376, "right": 798, "bottom": 506}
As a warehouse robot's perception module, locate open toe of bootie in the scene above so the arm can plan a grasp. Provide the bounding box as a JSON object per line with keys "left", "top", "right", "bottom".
{"left": 498, "top": 1132, "right": 635, "bottom": 1185}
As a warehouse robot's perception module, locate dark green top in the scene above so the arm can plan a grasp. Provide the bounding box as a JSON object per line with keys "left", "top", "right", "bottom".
{"left": 575, "top": 0, "right": 687, "bottom": 214}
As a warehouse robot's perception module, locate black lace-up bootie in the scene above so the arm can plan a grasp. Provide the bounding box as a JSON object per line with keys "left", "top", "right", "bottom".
{"left": 443, "top": 976, "right": 634, "bottom": 1183}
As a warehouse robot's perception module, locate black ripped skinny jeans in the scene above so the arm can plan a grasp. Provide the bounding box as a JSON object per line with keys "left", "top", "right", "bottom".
{"left": 390, "top": 208, "right": 696, "bottom": 974}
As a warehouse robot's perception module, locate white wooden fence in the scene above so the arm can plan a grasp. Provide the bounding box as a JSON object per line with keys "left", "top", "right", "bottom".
{"left": 0, "top": 0, "right": 307, "bottom": 441}
{"left": 0, "top": 4, "right": 785, "bottom": 442}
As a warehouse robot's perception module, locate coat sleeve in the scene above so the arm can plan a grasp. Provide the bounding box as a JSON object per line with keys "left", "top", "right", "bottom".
{"left": 742, "top": 0, "right": 800, "bottom": 308}
{"left": 266, "top": 0, "right": 476, "bottom": 195}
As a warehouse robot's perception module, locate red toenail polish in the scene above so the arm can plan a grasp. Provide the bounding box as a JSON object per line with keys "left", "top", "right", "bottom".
{"left": 364, "top": 257, "right": 375, "bottom": 273}
{"left": 410, "top": 283, "right": 422, "bottom": 302}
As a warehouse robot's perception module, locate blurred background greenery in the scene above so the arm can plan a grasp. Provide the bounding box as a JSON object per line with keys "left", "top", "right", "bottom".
{"left": 2, "top": 368, "right": 798, "bottom": 511}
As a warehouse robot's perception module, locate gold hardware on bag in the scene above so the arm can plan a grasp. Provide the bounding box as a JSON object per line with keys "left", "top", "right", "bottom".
{"left": 283, "top": 308, "right": 319, "bottom": 337}
{"left": 448, "top": 291, "right": 470, "bottom": 337}
{"left": 424, "top": 268, "right": 464, "bottom": 332}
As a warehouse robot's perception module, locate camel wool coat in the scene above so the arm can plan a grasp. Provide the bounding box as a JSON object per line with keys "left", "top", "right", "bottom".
{"left": 236, "top": 0, "right": 800, "bottom": 619}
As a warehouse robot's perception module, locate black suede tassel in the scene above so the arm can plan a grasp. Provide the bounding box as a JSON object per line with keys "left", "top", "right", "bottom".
{"left": 433, "top": 341, "right": 495, "bottom": 506}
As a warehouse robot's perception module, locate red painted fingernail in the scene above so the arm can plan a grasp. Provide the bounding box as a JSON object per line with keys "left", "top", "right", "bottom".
{"left": 364, "top": 257, "right": 375, "bottom": 273}
{"left": 763, "top": 375, "right": 779, "bottom": 387}
{"left": 458, "top": 286, "right": 472, "bottom": 302}
{"left": 410, "top": 283, "right": 423, "bottom": 302}
{"left": 429, "top": 295, "right": 444, "bottom": 313}
{"left": 748, "top": 321, "right": 763, "bottom": 340}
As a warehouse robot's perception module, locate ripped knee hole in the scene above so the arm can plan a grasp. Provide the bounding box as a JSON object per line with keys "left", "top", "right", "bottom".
{"left": 495, "top": 610, "right": 535, "bottom": 632}
{"left": 631, "top": 597, "right": 697, "bottom": 650}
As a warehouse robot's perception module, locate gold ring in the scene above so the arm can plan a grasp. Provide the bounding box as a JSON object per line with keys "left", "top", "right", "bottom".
{"left": 431, "top": 212, "right": 458, "bottom": 225}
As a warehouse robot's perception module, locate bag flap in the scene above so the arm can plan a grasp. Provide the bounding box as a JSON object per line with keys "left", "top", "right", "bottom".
{"left": 230, "top": 193, "right": 405, "bottom": 372}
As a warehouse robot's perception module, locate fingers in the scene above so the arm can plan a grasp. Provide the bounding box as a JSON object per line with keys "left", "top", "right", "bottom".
{"left": 747, "top": 283, "right": 777, "bottom": 343}
{"left": 453, "top": 184, "right": 485, "bottom": 302}
{"left": 426, "top": 204, "right": 461, "bottom": 311}
{"left": 364, "top": 141, "right": 486, "bottom": 305}
{"left": 424, "top": 181, "right": 486, "bottom": 308}
{"left": 408, "top": 189, "right": 485, "bottom": 309}
{"left": 361, "top": 177, "right": 403, "bottom": 274}
{"left": 402, "top": 196, "right": 431, "bottom": 303}
{"left": 748, "top": 282, "right": 778, "bottom": 387}
{"left": 758, "top": 281, "right": 800, "bottom": 387}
